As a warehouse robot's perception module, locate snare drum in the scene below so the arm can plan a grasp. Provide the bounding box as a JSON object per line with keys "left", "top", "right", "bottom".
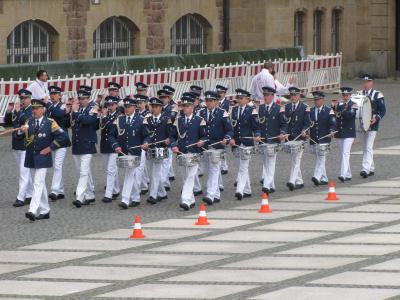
{"left": 146, "top": 147, "right": 169, "bottom": 161}
{"left": 282, "top": 141, "right": 305, "bottom": 154}
{"left": 177, "top": 153, "right": 200, "bottom": 167}
{"left": 233, "top": 146, "right": 255, "bottom": 160}
{"left": 309, "top": 143, "right": 331, "bottom": 156}
{"left": 350, "top": 94, "right": 372, "bottom": 132}
{"left": 116, "top": 155, "right": 141, "bottom": 168}
{"left": 259, "top": 143, "right": 281, "bottom": 157}
{"left": 203, "top": 149, "right": 226, "bottom": 163}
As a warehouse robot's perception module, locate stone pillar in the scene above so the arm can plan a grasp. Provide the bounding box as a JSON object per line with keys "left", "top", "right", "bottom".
{"left": 144, "top": 0, "right": 167, "bottom": 54}
{"left": 216, "top": 0, "right": 224, "bottom": 51}
{"left": 63, "top": 0, "right": 90, "bottom": 60}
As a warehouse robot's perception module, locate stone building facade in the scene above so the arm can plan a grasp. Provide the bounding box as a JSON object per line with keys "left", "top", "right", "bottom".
{"left": 0, "top": 0, "right": 397, "bottom": 77}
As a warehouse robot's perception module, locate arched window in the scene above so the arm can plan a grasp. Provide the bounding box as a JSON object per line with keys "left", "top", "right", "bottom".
{"left": 171, "top": 14, "right": 209, "bottom": 54}
{"left": 294, "top": 11, "right": 306, "bottom": 47}
{"left": 313, "top": 9, "right": 324, "bottom": 54}
{"left": 93, "top": 16, "right": 136, "bottom": 58}
{"left": 331, "top": 8, "right": 343, "bottom": 53}
{"left": 7, "top": 20, "right": 56, "bottom": 64}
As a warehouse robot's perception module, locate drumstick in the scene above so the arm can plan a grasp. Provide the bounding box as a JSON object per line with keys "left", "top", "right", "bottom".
{"left": 293, "top": 125, "right": 313, "bottom": 141}
{"left": 267, "top": 134, "right": 288, "bottom": 140}
{"left": 185, "top": 139, "right": 209, "bottom": 148}
{"left": 208, "top": 140, "right": 226, "bottom": 147}
{"left": 0, "top": 127, "right": 23, "bottom": 137}
{"left": 241, "top": 136, "right": 265, "bottom": 140}
{"left": 129, "top": 139, "right": 168, "bottom": 150}
{"left": 318, "top": 131, "right": 338, "bottom": 140}
{"left": 308, "top": 136, "right": 318, "bottom": 144}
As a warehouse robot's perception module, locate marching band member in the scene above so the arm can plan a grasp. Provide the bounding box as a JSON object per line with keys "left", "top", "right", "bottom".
{"left": 4, "top": 89, "right": 33, "bottom": 207}
{"left": 230, "top": 88, "right": 260, "bottom": 200}
{"left": 162, "top": 85, "right": 177, "bottom": 183}
{"left": 198, "top": 91, "right": 233, "bottom": 205}
{"left": 144, "top": 97, "right": 171, "bottom": 204}
{"left": 360, "top": 74, "right": 386, "bottom": 178}
{"left": 334, "top": 87, "right": 357, "bottom": 182}
{"left": 99, "top": 96, "right": 121, "bottom": 203}
{"left": 71, "top": 88, "right": 98, "bottom": 208}
{"left": 135, "top": 82, "right": 149, "bottom": 96}
{"left": 190, "top": 85, "right": 204, "bottom": 115}
{"left": 110, "top": 97, "right": 149, "bottom": 209}
{"left": 284, "top": 86, "right": 311, "bottom": 191}
{"left": 46, "top": 86, "right": 71, "bottom": 201}
{"left": 135, "top": 94, "right": 151, "bottom": 195}
{"left": 309, "top": 91, "right": 336, "bottom": 186}
{"left": 258, "top": 86, "right": 287, "bottom": 194}
{"left": 108, "top": 82, "right": 121, "bottom": 98}
{"left": 21, "top": 99, "right": 68, "bottom": 221}
{"left": 171, "top": 95, "right": 207, "bottom": 210}
{"left": 216, "top": 84, "right": 230, "bottom": 175}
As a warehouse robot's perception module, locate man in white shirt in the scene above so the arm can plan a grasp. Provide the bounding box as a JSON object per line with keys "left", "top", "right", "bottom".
{"left": 250, "top": 62, "right": 275, "bottom": 102}
{"left": 27, "top": 70, "right": 49, "bottom": 100}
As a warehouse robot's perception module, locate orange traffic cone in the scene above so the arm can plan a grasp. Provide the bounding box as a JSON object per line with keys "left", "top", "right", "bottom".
{"left": 325, "top": 180, "right": 339, "bottom": 201}
{"left": 259, "top": 192, "right": 272, "bottom": 213}
{"left": 195, "top": 204, "right": 210, "bottom": 225}
{"left": 129, "top": 216, "right": 146, "bottom": 238}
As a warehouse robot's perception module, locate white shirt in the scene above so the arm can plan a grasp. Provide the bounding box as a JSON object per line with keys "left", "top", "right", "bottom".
{"left": 27, "top": 79, "right": 49, "bottom": 100}
{"left": 34, "top": 116, "right": 44, "bottom": 128}
{"left": 184, "top": 114, "right": 193, "bottom": 124}
{"left": 250, "top": 69, "right": 275, "bottom": 101}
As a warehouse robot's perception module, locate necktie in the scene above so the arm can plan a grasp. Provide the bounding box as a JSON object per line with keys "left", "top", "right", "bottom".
{"left": 35, "top": 120, "right": 40, "bottom": 133}
{"left": 292, "top": 104, "right": 296, "bottom": 111}
{"left": 186, "top": 118, "right": 190, "bottom": 125}
{"left": 79, "top": 108, "right": 83, "bottom": 113}
{"left": 208, "top": 110, "right": 212, "bottom": 122}
{"left": 127, "top": 116, "right": 131, "bottom": 125}
{"left": 239, "top": 107, "right": 243, "bottom": 118}
{"left": 154, "top": 117, "right": 158, "bottom": 124}
{"left": 266, "top": 105, "right": 270, "bottom": 114}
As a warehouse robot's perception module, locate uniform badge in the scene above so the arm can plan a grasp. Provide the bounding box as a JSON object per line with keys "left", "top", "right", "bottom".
{"left": 132, "top": 130, "right": 135, "bottom": 136}
{"left": 43, "top": 133, "right": 46, "bottom": 138}
{"left": 38, "top": 133, "right": 42, "bottom": 138}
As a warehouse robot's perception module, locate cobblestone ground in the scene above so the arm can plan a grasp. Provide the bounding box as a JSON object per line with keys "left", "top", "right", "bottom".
{"left": 0, "top": 79, "right": 399, "bottom": 299}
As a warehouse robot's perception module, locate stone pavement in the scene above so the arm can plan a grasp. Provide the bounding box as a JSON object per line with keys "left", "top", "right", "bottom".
{"left": 0, "top": 178, "right": 400, "bottom": 299}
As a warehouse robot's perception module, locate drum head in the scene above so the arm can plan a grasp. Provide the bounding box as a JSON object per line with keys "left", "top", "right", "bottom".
{"left": 360, "top": 97, "right": 372, "bottom": 131}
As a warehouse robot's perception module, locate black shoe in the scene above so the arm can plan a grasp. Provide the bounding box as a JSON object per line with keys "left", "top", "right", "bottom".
{"left": 193, "top": 190, "right": 203, "bottom": 196}
{"left": 243, "top": 193, "right": 252, "bottom": 198}
{"left": 287, "top": 182, "right": 295, "bottom": 191}
{"left": 82, "top": 200, "right": 91, "bottom": 206}
{"left": 219, "top": 187, "right": 224, "bottom": 192}
{"left": 102, "top": 197, "right": 112, "bottom": 203}
{"left": 213, "top": 198, "right": 220, "bottom": 203}
{"left": 36, "top": 213, "right": 50, "bottom": 220}
{"left": 338, "top": 176, "right": 345, "bottom": 183}
{"left": 57, "top": 194, "right": 65, "bottom": 200}
{"left": 190, "top": 203, "right": 196, "bottom": 209}
{"left": 234, "top": 181, "right": 237, "bottom": 187}
{"left": 345, "top": 177, "right": 352, "bottom": 181}
{"left": 157, "top": 195, "right": 168, "bottom": 201}
{"left": 198, "top": 174, "right": 204, "bottom": 178}
{"left": 369, "top": 171, "right": 375, "bottom": 176}
{"left": 294, "top": 184, "right": 304, "bottom": 190}
{"left": 147, "top": 197, "right": 157, "bottom": 204}
{"left": 118, "top": 202, "right": 128, "bottom": 209}
{"left": 72, "top": 200, "right": 82, "bottom": 208}
{"left": 259, "top": 179, "right": 264, "bottom": 185}
{"left": 24, "top": 197, "right": 32, "bottom": 204}
{"left": 25, "top": 212, "right": 35, "bottom": 221}
{"left": 164, "top": 186, "right": 171, "bottom": 191}
{"left": 140, "top": 189, "right": 149, "bottom": 195}
{"left": 104, "top": 185, "right": 106, "bottom": 190}
{"left": 169, "top": 176, "right": 175, "bottom": 181}
{"left": 360, "top": 171, "right": 369, "bottom": 178}
{"left": 49, "top": 193, "right": 57, "bottom": 201}
{"left": 221, "top": 170, "right": 228, "bottom": 175}
{"left": 129, "top": 201, "right": 140, "bottom": 207}
{"left": 262, "top": 187, "right": 270, "bottom": 195}
{"left": 202, "top": 197, "right": 213, "bottom": 205}
{"left": 235, "top": 193, "right": 243, "bottom": 200}
{"left": 13, "top": 200, "right": 25, "bottom": 207}
{"left": 320, "top": 181, "right": 329, "bottom": 185}
{"left": 87, "top": 198, "right": 95, "bottom": 203}
{"left": 179, "top": 203, "right": 190, "bottom": 211}
{"left": 112, "top": 193, "right": 120, "bottom": 200}
{"left": 312, "top": 177, "right": 320, "bottom": 186}
{"left": 270, "top": 188, "right": 276, "bottom": 193}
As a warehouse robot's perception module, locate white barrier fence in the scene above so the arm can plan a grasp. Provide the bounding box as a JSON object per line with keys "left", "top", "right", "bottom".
{"left": 0, "top": 53, "right": 341, "bottom": 121}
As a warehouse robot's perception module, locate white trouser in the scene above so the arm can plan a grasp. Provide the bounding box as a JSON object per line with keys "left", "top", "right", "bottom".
{"left": 12, "top": 150, "right": 33, "bottom": 201}
{"left": 235, "top": 153, "right": 251, "bottom": 195}
{"left": 148, "top": 158, "right": 167, "bottom": 199}
{"left": 167, "top": 148, "right": 175, "bottom": 178}
{"left": 102, "top": 153, "right": 120, "bottom": 198}
{"left": 194, "top": 171, "right": 202, "bottom": 193}
{"left": 122, "top": 165, "right": 141, "bottom": 205}
{"left": 73, "top": 154, "right": 95, "bottom": 202}
{"left": 218, "top": 170, "right": 224, "bottom": 189}
{"left": 221, "top": 156, "right": 228, "bottom": 171}
{"left": 262, "top": 152, "right": 277, "bottom": 189}
{"left": 361, "top": 131, "right": 377, "bottom": 173}
{"left": 337, "top": 138, "right": 354, "bottom": 178}
{"left": 29, "top": 168, "right": 49, "bottom": 215}
{"left": 205, "top": 156, "right": 221, "bottom": 200}
{"left": 181, "top": 164, "right": 198, "bottom": 206}
{"left": 289, "top": 150, "right": 304, "bottom": 185}
{"left": 163, "top": 149, "right": 174, "bottom": 188}
{"left": 312, "top": 148, "right": 328, "bottom": 182}
{"left": 140, "top": 150, "right": 149, "bottom": 190}
{"left": 198, "top": 158, "right": 206, "bottom": 176}
{"left": 50, "top": 147, "right": 67, "bottom": 195}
